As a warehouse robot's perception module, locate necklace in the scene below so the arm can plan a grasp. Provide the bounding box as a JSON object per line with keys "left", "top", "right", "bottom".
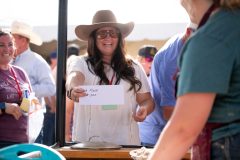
{"left": 198, "top": 2, "right": 219, "bottom": 29}
{"left": 108, "top": 72, "right": 115, "bottom": 85}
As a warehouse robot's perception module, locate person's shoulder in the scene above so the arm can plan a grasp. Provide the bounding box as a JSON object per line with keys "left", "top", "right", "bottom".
{"left": 129, "top": 58, "right": 145, "bottom": 72}
{"left": 214, "top": 9, "right": 240, "bottom": 26}
{"left": 67, "top": 55, "right": 88, "bottom": 71}
{"left": 165, "top": 33, "right": 184, "bottom": 46}
{"left": 32, "top": 51, "right": 46, "bottom": 60}
{"left": 26, "top": 50, "right": 47, "bottom": 62}
{"left": 132, "top": 59, "right": 141, "bottom": 67}
{"left": 155, "top": 33, "right": 184, "bottom": 57}
{"left": 68, "top": 55, "right": 85, "bottom": 63}
{"left": 11, "top": 65, "right": 27, "bottom": 76}
{"left": 67, "top": 55, "right": 78, "bottom": 62}
{"left": 199, "top": 9, "right": 240, "bottom": 45}
{"left": 125, "top": 55, "right": 138, "bottom": 66}
{"left": 11, "top": 65, "right": 23, "bottom": 71}
{"left": 28, "top": 51, "right": 52, "bottom": 67}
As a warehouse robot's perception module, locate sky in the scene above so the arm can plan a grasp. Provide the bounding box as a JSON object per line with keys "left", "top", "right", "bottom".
{"left": 0, "top": 0, "right": 190, "bottom": 41}
{"left": 0, "top": 0, "right": 189, "bottom": 26}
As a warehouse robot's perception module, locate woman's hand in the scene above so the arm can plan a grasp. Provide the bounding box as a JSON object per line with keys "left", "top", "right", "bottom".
{"left": 70, "top": 87, "right": 88, "bottom": 102}
{"left": 134, "top": 92, "right": 155, "bottom": 122}
{"left": 66, "top": 71, "right": 86, "bottom": 102}
{"left": 133, "top": 106, "right": 148, "bottom": 122}
{"left": 5, "top": 103, "right": 23, "bottom": 120}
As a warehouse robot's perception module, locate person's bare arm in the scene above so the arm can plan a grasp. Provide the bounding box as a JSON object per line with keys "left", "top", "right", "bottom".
{"left": 66, "top": 71, "right": 85, "bottom": 91}
{"left": 134, "top": 92, "right": 155, "bottom": 122}
{"left": 162, "top": 106, "right": 174, "bottom": 120}
{"left": 66, "top": 71, "right": 87, "bottom": 102}
{"left": 44, "top": 96, "right": 56, "bottom": 113}
{"left": 148, "top": 93, "right": 216, "bottom": 160}
{"left": 65, "top": 96, "right": 74, "bottom": 141}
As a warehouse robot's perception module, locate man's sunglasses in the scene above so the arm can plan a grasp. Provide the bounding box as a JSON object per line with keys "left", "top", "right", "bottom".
{"left": 144, "top": 57, "right": 153, "bottom": 62}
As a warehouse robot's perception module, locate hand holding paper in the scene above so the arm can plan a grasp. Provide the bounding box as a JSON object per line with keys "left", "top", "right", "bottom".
{"left": 76, "top": 85, "right": 124, "bottom": 105}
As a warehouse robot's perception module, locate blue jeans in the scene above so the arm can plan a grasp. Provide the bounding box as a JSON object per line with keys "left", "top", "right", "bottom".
{"left": 141, "top": 142, "right": 154, "bottom": 148}
{"left": 35, "top": 106, "right": 55, "bottom": 146}
{"left": 211, "top": 133, "right": 240, "bottom": 160}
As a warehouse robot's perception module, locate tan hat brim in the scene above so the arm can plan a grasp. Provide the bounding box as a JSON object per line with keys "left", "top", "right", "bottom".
{"left": 11, "top": 30, "right": 42, "bottom": 46}
{"left": 75, "top": 22, "right": 134, "bottom": 41}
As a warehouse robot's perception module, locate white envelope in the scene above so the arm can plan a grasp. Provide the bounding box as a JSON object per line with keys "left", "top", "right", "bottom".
{"left": 77, "top": 85, "right": 124, "bottom": 105}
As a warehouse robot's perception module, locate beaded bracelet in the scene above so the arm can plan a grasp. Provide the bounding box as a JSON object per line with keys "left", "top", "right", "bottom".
{"left": 67, "top": 88, "right": 73, "bottom": 100}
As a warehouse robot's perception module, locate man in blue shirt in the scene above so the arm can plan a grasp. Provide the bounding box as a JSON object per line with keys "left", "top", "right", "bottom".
{"left": 151, "top": 24, "right": 196, "bottom": 120}
{"left": 151, "top": 34, "right": 185, "bottom": 121}
{"left": 10, "top": 21, "right": 56, "bottom": 145}
{"left": 145, "top": 24, "right": 196, "bottom": 147}
{"left": 137, "top": 45, "right": 165, "bottom": 147}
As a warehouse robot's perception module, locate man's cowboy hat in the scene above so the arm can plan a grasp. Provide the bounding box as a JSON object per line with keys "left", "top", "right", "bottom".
{"left": 10, "top": 21, "right": 42, "bottom": 46}
{"left": 75, "top": 10, "right": 134, "bottom": 41}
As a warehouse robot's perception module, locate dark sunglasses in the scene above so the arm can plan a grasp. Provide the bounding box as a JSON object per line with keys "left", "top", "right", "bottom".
{"left": 96, "top": 30, "right": 119, "bottom": 39}
{"left": 145, "top": 57, "right": 153, "bottom": 62}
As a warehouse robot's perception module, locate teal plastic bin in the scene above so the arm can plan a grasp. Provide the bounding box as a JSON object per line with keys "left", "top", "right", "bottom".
{"left": 0, "top": 143, "right": 65, "bottom": 160}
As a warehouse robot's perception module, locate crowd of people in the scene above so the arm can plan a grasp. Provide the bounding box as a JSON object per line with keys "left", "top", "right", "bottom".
{"left": 1, "top": 0, "right": 240, "bottom": 159}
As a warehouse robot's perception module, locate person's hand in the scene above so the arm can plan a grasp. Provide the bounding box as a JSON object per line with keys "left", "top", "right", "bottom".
{"left": 31, "top": 97, "right": 43, "bottom": 111}
{"left": 70, "top": 87, "right": 88, "bottom": 102}
{"left": 31, "top": 97, "right": 40, "bottom": 105}
{"left": 66, "top": 71, "right": 85, "bottom": 102}
{"left": 5, "top": 103, "right": 23, "bottom": 120}
{"left": 133, "top": 106, "right": 148, "bottom": 122}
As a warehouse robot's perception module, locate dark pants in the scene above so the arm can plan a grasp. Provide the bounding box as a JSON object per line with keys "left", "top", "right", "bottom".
{"left": 0, "top": 141, "right": 19, "bottom": 149}
{"left": 141, "top": 142, "right": 154, "bottom": 148}
{"left": 35, "top": 106, "right": 55, "bottom": 146}
{"left": 211, "top": 133, "right": 240, "bottom": 160}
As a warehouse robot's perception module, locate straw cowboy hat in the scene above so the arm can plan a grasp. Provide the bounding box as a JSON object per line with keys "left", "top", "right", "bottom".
{"left": 10, "top": 21, "right": 43, "bottom": 46}
{"left": 75, "top": 10, "right": 134, "bottom": 41}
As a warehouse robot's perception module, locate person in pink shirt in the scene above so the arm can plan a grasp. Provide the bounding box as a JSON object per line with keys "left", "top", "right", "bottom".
{"left": 0, "top": 30, "right": 32, "bottom": 148}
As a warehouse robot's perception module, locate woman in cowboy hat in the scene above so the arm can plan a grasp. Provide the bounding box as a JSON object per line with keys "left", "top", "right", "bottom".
{"left": 66, "top": 10, "right": 154, "bottom": 145}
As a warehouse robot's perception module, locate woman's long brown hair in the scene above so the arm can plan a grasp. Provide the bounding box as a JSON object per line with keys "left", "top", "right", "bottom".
{"left": 85, "top": 29, "right": 142, "bottom": 93}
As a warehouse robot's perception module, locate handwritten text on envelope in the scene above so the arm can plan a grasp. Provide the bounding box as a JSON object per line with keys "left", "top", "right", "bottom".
{"left": 77, "top": 85, "right": 124, "bottom": 105}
